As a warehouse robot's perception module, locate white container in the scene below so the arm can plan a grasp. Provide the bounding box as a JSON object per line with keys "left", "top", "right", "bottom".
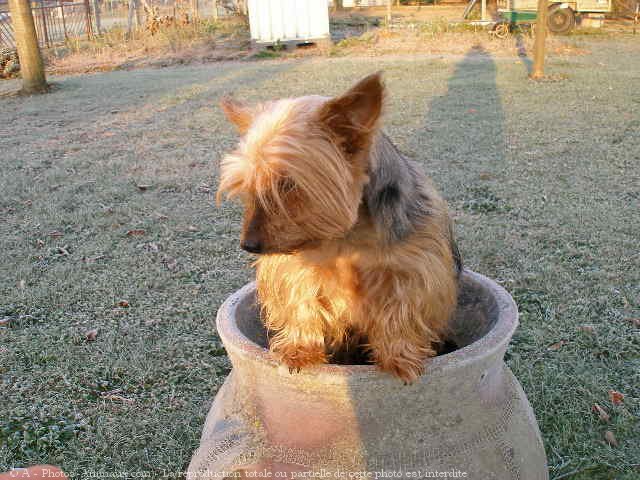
{"left": 248, "top": 0, "right": 331, "bottom": 45}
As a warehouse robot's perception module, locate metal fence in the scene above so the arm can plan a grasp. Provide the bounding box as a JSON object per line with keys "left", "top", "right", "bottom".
{"left": 0, "top": 0, "right": 247, "bottom": 50}
{"left": 0, "top": 0, "right": 93, "bottom": 49}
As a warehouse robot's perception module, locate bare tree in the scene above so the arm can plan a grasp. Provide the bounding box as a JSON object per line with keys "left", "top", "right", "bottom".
{"left": 530, "top": 0, "right": 548, "bottom": 79}
{"left": 8, "top": 0, "right": 47, "bottom": 93}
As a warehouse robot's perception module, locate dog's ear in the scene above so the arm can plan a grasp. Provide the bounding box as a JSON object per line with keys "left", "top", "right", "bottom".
{"left": 220, "top": 96, "right": 254, "bottom": 134}
{"left": 317, "top": 72, "right": 384, "bottom": 155}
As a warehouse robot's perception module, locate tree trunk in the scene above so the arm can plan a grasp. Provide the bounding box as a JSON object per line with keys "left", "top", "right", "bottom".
{"left": 530, "top": 0, "right": 548, "bottom": 79}
{"left": 8, "top": 0, "right": 48, "bottom": 94}
{"left": 212, "top": 0, "right": 218, "bottom": 20}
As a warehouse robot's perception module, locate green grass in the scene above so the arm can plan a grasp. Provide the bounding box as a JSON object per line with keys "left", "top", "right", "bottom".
{"left": 1, "top": 36, "right": 639, "bottom": 479}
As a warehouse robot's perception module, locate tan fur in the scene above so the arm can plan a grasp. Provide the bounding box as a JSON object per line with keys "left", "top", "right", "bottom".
{"left": 218, "top": 73, "right": 459, "bottom": 383}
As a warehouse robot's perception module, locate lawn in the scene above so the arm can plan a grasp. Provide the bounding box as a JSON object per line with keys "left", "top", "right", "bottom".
{"left": 1, "top": 35, "right": 638, "bottom": 479}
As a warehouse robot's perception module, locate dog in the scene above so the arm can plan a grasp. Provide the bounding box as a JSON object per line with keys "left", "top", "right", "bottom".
{"left": 217, "top": 72, "right": 462, "bottom": 383}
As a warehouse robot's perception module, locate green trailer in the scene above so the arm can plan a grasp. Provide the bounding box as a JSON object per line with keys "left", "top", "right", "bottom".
{"left": 495, "top": 0, "right": 613, "bottom": 34}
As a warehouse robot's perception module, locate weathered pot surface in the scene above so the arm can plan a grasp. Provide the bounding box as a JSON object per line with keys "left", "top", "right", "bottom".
{"left": 188, "top": 270, "right": 548, "bottom": 480}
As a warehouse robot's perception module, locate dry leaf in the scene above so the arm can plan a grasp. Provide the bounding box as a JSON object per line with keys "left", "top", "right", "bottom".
{"left": 164, "top": 257, "right": 178, "bottom": 271}
{"left": 85, "top": 329, "right": 98, "bottom": 342}
{"left": 101, "top": 393, "right": 134, "bottom": 404}
{"left": 48, "top": 230, "right": 63, "bottom": 238}
{"left": 197, "top": 184, "right": 211, "bottom": 193}
{"left": 187, "top": 225, "right": 199, "bottom": 232}
{"left": 118, "top": 300, "right": 130, "bottom": 308}
{"left": 578, "top": 325, "right": 596, "bottom": 334}
{"left": 625, "top": 318, "right": 640, "bottom": 328}
{"left": 126, "top": 229, "right": 146, "bottom": 237}
{"left": 136, "top": 184, "right": 152, "bottom": 191}
{"left": 82, "top": 255, "right": 105, "bottom": 264}
{"left": 604, "top": 430, "right": 618, "bottom": 447}
{"left": 35, "top": 239, "right": 45, "bottom": 248}
{"left": 609, "top": 390, "right": 624, "bottom": 405}
{"left": 57, "top": 246, "right": 70, "bottom": 256}
{"left": 0, "top": 318, "right": 10, "bottom": 326}
{"left": 142, "top": 242, "right": 160, "bottom": 253}
{"left": 547, "top": 339, "right": 568, "bottom": 351}
{"left": 18, "top": 280, "right": 25, "bottom": 289}
{"left": 592, "top": 404, "right": 610, "bottom": 422}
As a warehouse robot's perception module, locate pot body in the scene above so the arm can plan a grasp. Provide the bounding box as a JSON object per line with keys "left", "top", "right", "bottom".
{"left": 188, "top": 271, "right": 548, "bottom": 480}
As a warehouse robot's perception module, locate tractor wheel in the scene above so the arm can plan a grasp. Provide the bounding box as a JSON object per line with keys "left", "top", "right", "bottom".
{"left": 493, "top": 22, "right": 511, "bottom": 38}
{"left": 547, "top": 5, "right": 576, "bottom": 34}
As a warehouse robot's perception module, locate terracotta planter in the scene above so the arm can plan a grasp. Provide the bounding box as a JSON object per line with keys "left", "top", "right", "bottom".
{"left": 188, "top": 270, "right": 548, "bottom": 480}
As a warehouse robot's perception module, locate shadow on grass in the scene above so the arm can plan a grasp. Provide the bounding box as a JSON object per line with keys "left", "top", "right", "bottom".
{"left": 515, "top": 32, "right": 533, "bottom": 75}
{"left": 417, "top": 45, "right": 506, "bottom": 205}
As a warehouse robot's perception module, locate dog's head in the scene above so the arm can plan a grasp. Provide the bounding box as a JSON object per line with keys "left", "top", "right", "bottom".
{"left": 217, "top": 73, "right": 384, "bottom": 254}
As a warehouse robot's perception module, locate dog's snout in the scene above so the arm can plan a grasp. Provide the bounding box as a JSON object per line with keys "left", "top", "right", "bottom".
{"left": 240, "top": 239, "right": 263, "bottom": 254}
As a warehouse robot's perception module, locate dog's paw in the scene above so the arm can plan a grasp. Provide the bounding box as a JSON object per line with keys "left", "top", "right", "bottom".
{"left": 374, "top": 343, "right": 434, "bottom": 384}
{"left": 379, "top": 358, "right": 425, "bottom": 384}
{"left": 272, "top": 342, "right": 327, "bottom": 373}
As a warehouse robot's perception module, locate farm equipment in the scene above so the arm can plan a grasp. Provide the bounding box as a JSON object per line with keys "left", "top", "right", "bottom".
{"left": 494, "top": 0, "right": 614, "bottom": 34}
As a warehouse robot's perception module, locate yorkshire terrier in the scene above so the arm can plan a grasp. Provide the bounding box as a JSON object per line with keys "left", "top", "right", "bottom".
{"left": 217, "top": 73, "right": 462, "bottom": 383}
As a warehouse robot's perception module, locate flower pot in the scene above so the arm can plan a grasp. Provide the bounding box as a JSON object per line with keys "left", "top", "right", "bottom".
{"left": 188, "top": 270, "right": 548, "bottom": 480}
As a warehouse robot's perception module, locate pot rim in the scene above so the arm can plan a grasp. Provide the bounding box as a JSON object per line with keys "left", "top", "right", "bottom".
{"left": 215, "top": 269, "right": 518, "bottom": 378}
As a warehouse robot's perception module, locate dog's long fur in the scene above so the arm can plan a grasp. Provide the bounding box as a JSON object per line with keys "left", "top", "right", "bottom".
{"left": 217, "top": 73, "right": 461, "bottom": 382}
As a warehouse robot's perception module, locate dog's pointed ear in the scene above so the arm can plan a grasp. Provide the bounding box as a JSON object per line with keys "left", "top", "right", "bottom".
{"left": 220, "top": 96, "right": 253, "bottom": 134}
{"left": 317, "top": 72, "right": 384, "bottom": 155}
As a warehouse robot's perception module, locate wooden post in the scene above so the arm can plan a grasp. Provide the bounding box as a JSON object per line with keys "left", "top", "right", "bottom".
{"left": 93, "top": 0, "right": 102, "bottom": 34}
{"left": 481, "top": 0, "right": 487, "bottom": 21}
{"left": 135, "top": 0, "right": 142, "bottom": 27}
{"left": 59, "top": 0, "right": 68, "bottom": 40}
{"left": 39, "top": 1, "right": 50, "bottom": 47}
{"left": 84, "top": 0, "right": 94, "bottom": 39}
{"left": 530, "top": 0, "right": 548, "bottom": 79}
{"left": 212, "top": 0, "right": 218, "bottom": 21}
{"left": 8, "top": 0, "right": 48, "bottom": 93}
{"left": 127, "top": 0, "right": 139, "bottom": 33}
{"left": 387, "top": 0, "right": 392, "bottom": 25}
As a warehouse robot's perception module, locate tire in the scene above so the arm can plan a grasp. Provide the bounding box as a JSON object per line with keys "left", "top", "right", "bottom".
{"left": 493, "top": 22, "right": 511, "bottom": 38}
{"left": 547, "top": 5, "right": 576, "bottom": 34}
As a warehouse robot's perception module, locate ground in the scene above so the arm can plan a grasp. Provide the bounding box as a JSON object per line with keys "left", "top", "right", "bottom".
{"left": 40, "top": 5, "right": 639, "bottom": 75}
{"left": 1, "top": 35, "right": 639, "bottom": 479}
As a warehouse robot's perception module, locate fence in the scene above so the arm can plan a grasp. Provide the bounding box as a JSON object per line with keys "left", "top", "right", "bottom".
{"left": 0, "top": 0, "right": 93, "bottom": 49}
{"left": 0, "top": 0, "right": 246, "bottom": 50}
